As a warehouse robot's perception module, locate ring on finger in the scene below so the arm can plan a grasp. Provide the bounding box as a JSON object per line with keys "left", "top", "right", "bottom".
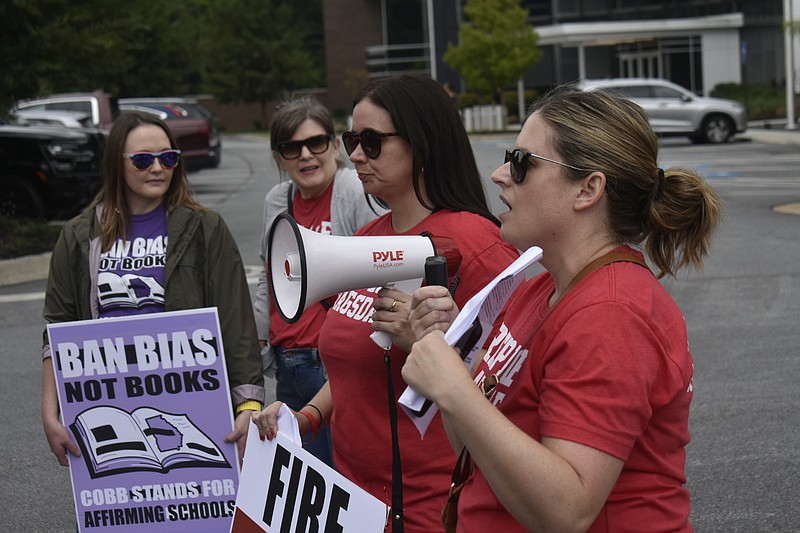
{"left": 390, "top": 299, "right": 398, "bottom": 311}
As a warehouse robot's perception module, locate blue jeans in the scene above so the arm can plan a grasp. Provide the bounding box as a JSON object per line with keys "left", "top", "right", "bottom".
{"left": 274, "top": 347, "right": 334, "bottom": 468}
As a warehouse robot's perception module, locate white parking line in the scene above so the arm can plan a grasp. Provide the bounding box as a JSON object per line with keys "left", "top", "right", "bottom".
{"left": 0, "top": 291, "right": 45, "bottom": 303}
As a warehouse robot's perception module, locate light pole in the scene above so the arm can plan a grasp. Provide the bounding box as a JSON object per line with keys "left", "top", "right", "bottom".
{"left": 784, "top": 0, "right": 797, "bottom": 129}
{"left": 426, "top": 0, "right": 436, "bottom": 79}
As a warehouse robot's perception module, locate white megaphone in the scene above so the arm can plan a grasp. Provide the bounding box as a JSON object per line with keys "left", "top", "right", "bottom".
{"left": 268, "top": 212, "right": 461, "bottom": 349}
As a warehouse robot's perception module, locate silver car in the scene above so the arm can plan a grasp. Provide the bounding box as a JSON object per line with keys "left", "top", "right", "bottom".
{"left": 577, "top": 78, "right": 747, "bottom": 144}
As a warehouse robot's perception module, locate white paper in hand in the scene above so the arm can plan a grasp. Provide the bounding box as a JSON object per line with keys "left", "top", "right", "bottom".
{"left": 275, "top": 403, "right": 302, "bottom": 445}
{"left": 398, "top": 246, "right": 543, "bottom": 436}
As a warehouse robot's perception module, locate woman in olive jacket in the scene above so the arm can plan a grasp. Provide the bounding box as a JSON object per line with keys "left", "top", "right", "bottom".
{"left": 41, "top": 111, "right": 264, "bottom": 467}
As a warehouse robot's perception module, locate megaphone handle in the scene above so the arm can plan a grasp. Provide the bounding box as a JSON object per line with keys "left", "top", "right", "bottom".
{"left": 404, "top": 256, "right": 451, "bottom": 414}
{"left": 424, "top": 256, "right": 449, "bottom": 287}
{"left": 370, "top": 278, "right": 423, "bottom": 350}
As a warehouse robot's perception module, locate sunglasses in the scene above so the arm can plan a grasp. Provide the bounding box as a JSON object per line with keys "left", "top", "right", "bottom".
{"left": 341, "top": 129, "right": 400, "bottom": 159}
{"left": 123, "top": 150, "right": 181, "bottom": 170}
{"left": 275, "top": 134, "right": 333, "bottom": 160}
{"left": 504, "top": 148, "right": 589, "bottom": 184}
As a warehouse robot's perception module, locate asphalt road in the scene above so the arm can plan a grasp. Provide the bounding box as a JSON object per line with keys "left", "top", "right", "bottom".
{"left": 1, "top": 130, "right": 798, "bottom": 532}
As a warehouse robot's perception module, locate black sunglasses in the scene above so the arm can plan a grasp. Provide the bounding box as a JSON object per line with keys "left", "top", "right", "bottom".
{"left": 341, "top": 129, "right": 400, "bottom": 159}
{"left": 275, "top": 134, "right": 333, "bottom": 160}
{"left": 504, "top": 148, "right": 589, "bottom": 184}
{"left": 123, "top": 150, "right": 181, "bottom": 170}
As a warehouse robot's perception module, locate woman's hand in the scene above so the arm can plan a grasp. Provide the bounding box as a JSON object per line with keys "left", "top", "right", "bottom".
{"left": 43, "top": 416, "right": 81, "bottom": 467}
{"left": 251, "top": 401, "right": 285, "bottom": 441}
{"left": 224, "top": 409, "right": 254, "bottom": 464}
{"left": 42, "top": 359, "right": 80, "bottom": 466}
{"left": 402, "top": 330, "right": 472, "bottom": 405}
{"left": 409, "top": 285, "right": 459, "bottom": 340}
{"left": 371, "top": 287, "right": 416, "bottom": 352}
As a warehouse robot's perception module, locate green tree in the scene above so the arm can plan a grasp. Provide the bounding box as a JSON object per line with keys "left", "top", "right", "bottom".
{"left": 1, "top": 0, "right": 209, "bottom": 111}
{"left": 204, "top": 0, "right": 321, "bottom": 129}
{"left": 2, "top": 0, "right": 325, "bottom": 120}
{"left": 41, "top": 0, "right": 209, "bottom": 97}
{"left": 0, "top": 0, "right": 63, "bottom": 113}
{"left": 443, "top": 0, "right": 541, "bottom": 97}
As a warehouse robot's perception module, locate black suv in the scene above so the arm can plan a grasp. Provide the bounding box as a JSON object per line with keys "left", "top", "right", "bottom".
{"left": 0, "top": 125, "right": 106, "bottom": 219}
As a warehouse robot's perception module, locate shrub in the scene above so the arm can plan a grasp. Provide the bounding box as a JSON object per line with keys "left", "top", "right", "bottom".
{"left": 711, "top": 83, "right": 800, "bottom": 120}
{"left": 0, "top": 216, "right": 62, "bottom": 260}
{"left": 456, "top": 88, "right": 539, "bottom": 111}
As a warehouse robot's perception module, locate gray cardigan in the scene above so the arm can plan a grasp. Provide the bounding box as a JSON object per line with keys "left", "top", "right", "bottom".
{"left": 254, "top": 167, "right": 387, "bottom": 373}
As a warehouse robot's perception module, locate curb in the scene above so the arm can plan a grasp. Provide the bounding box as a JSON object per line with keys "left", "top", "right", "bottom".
{"left": 0, "top": 252, "right": 51, "bottom": 287}
{"left": 743, "top": 131, "right": 800, "bottom": 146}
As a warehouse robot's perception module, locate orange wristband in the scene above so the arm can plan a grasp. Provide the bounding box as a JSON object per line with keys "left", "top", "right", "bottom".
{"left": 298, "top": 410, "right": 318, "bottom": 442}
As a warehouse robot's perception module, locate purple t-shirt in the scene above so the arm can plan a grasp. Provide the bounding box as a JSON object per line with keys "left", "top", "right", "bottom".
{"left": 97, "top": 204, "right": 168, "bottom": 317}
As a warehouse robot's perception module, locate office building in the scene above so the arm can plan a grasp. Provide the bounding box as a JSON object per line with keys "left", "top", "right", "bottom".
{"left": 320, "top": 0, "right": 795, "bottom": 113}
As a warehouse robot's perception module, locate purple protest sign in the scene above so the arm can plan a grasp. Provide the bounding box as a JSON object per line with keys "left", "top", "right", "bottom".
{"left": 47, "top": 308, "right": 239, "bottom": 532}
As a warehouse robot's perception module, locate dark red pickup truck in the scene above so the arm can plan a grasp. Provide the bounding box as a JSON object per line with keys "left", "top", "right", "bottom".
{"left": 14, "top": 91, "right": 221, "bottom": 171}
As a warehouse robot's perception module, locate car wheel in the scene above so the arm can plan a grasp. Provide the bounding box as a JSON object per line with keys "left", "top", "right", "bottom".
{"left": 0, "top": 178, "right": 45, "bottom": 219}
{"left": 701, "top": 114, "right": 733, "bottom": 144}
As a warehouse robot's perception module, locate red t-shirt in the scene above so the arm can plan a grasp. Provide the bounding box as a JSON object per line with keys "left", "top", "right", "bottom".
{"left": 462, "top": 247, "right": 694, "bottom": 533}
{"left": 318, "top": 210, "right": 519, "bottom": 532}
{"left": 269, "top": 183, "right": 334, "bottom": 348}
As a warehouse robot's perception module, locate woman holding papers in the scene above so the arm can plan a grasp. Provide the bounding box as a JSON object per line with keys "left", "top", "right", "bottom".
{"left": 254, "top": 74, "right": 518, "bottom": 531}
{"left": 41, "top": 111, "right": 264, "bottom": 466}
{"left": 404, "top": 85, "right": 721, "bottom": 532}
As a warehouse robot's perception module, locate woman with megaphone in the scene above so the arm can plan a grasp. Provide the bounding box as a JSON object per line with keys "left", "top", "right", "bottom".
{"left": 254, "top": 95, "right": 387, "bottom": 468}
{"left": 253, "top": 74, "right": 519, "bottom": 531}
{"left": 403, "top": 86, "right": 721, "bottom": 532}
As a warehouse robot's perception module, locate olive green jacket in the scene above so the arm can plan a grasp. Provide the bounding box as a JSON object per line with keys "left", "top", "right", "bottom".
{"left": 42, "top": 205, "right": 265, "bottom": 406}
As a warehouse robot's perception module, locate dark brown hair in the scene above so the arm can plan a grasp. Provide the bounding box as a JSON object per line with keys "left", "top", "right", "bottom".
{"left": 353, "top": 74, "right": 499, "bottom": 225}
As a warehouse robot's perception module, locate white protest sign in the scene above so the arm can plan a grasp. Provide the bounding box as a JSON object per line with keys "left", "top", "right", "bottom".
{"left": 231, "top": 406, "right": 387, "bottom": 533}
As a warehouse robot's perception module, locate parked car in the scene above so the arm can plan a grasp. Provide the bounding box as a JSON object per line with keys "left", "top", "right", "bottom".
{"left": 14, "top": 90, "right": 118, "bottom": 129}
{"left": 576, "top": 78, "right": 748, "bottom": 144}
{"left": 15, "top": 92, "right": 220, "bottom": 170}
{"left": 0, "top": 125, "right": 106, "bottom": 219}
{"left": 13, "top": 109, "right": 93, "bottom": 128}
{"left": 119, "top": 97, "right": 221, "bottom": 170}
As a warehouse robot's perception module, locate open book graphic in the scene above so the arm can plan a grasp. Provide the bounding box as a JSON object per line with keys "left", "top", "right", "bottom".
{"left": 70, "top": 405, "right": 231, "bottom": 479}
{"left": 97, "top": 272, "right": 165, "bottom": 310}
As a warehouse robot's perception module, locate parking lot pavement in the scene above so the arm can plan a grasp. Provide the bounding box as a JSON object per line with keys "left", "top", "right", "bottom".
{"left": 741, "top": 125, "right": 800, "bottom": 215}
